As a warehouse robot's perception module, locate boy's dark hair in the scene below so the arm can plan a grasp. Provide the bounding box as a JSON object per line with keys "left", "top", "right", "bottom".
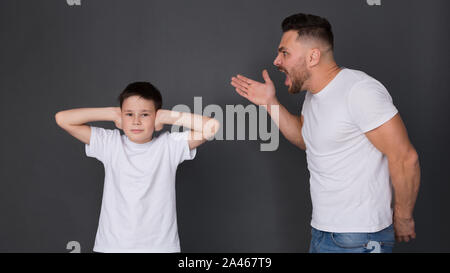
{"left": 281, "top": 13, "right": 334, "bottom": 50}
{"left": 118, "top": 82, "right": 162, "bottom": 110}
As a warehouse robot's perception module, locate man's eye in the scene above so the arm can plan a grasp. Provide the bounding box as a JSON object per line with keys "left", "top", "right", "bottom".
{"left": 282, "top": 51, "right": 288, "bottom": 56}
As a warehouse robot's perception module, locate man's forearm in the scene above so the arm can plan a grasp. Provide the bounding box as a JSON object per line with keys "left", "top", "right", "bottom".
{"left": 263, "top": 98, "right": 305, "bottom": 149}
{"left": 390, "top": 151, "right": 421, "bottom": 219}
{"left": 55, "top": 107, "right": 119, "bottom": 127}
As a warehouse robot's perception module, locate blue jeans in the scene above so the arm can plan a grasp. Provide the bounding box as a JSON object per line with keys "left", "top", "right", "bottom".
{"left": 309, "top": 224, "right": 395, "bottom": 253}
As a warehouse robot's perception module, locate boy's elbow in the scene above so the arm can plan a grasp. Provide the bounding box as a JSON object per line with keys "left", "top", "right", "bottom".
{"left": 55, "top": 111, "right": 66, "bottom": 128}
{"left": 210, "top": 119, "right": 221, "bottom": 137}
{"left": 212, "top": 119, "right": 220, "bottom": 134}
{"left": 204, "top": 118, "right": 220, "bottom": 139}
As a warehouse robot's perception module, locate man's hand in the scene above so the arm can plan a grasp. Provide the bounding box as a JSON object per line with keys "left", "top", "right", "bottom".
{"left": 394, "top": 215, "right": 416, "bottom": 242}
{"left": 231, "top": 69, "right": 277, "bottom": 106}
{"left": 231, "top": 69, "right": 306, "bottom": 150}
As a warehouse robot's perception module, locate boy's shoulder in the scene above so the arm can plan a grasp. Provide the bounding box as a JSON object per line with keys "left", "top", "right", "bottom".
{"left": 91, "top": 126, "right": 122, "bottom": 140}
{"left": 158, "top": 131, "right": 191, "bottom": 147}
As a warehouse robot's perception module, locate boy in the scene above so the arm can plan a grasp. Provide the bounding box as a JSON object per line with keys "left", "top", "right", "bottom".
{"left": 55, "top": 82, "right": 220, "bottom": 253}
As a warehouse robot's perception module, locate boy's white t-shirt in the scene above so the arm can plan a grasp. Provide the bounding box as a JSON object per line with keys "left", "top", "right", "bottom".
{"left": 85, "top": 127, "right": 196, "bottom": 253}
{"left": 301, "top": 68, "right": 398, "bottom": 233}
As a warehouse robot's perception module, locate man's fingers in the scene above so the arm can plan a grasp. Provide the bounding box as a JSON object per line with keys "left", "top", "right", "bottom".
{"left": 234, "top": 87, "right": 248, "bottom": 98}
{"left": 395, "top": 234, "right": 415, "bottom": 242}
{"left": 236, "top": 74, "right": 256, "bottom": 85}
{"left": 231, "top": 77, "right": 249, "bottom": 90}
{"left": 262, "top": 69, "right": 272, "bottom": 83}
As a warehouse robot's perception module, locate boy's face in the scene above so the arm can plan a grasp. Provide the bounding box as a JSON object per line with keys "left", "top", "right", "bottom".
{"left": 121, "top": 95, "right": 157, "bottom": 144}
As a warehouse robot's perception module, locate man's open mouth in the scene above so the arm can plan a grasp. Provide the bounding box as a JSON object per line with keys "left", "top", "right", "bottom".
{"left": 282, "top": 71, "right": 291, "bottom": 86}
{"left": 278, "top": 68, "right": 290, "bottom": 86}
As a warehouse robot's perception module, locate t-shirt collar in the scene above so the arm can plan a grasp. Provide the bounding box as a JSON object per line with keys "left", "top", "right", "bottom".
{"left": 124, "top": 135, "right": 154, "bottom": 149}
{"left": 310, "top": 67, "right": 346, "bottom": 99}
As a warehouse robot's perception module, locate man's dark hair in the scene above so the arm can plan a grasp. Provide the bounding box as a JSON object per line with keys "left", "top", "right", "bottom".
{"left": 282, "top": 13, "right": 334, "bottom": 50}
{"left": 118, "top": 82, "right": 162, "bottom": 110}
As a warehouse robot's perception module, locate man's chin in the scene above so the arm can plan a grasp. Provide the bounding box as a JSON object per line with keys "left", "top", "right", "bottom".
{"left": 288, "top": 82, "right": 306, "bottom": 94}
{"left": 288, "top": 86, "right": 300, "bottom": 94}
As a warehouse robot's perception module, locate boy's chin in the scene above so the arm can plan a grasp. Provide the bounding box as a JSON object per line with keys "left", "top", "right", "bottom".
{"left": 125, "top": 132, "right": 153, "bottom": 144}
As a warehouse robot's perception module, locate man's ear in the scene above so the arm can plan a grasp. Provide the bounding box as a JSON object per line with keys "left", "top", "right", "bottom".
{"left": 307, "top": 48, "right": 321, "bottom": 68}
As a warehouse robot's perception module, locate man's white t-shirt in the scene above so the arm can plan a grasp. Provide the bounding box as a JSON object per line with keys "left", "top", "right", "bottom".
{"left": 301, "top": 68, "right": 398, "bottom": 233}
{"left": 85, "top": 127, "right": 196, "bottom": 252}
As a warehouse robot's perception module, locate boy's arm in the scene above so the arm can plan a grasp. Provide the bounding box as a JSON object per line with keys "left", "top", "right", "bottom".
{"left": 55, "top": 107, "right": 121, "bottom": 144}
{"left": 155, "top": 109, "right": 220, "bottom": 150}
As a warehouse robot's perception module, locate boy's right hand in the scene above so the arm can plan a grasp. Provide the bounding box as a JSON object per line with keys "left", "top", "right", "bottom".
{"left": 113, "top": 107, "right": 122, "bottom": 129}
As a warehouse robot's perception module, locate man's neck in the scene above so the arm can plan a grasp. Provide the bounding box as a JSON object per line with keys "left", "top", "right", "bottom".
{"left": 308, "top": 63, "right": 342, "bottom": 94}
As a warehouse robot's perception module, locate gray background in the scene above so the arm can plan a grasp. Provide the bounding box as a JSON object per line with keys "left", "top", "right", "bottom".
{"left": 1, "top": 0, "right": 449, "bottom": 253}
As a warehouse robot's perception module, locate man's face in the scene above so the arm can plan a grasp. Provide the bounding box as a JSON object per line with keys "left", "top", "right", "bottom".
{"left": 121, "top": 95, "right": 157, "bottom": 144}
{"left": 273, "top": 30, "right": 311, "bottom": 94}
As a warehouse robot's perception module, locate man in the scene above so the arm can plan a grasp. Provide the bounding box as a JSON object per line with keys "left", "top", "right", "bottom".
{"left": 231, "top": 13, "right": 420, "bottom": 253}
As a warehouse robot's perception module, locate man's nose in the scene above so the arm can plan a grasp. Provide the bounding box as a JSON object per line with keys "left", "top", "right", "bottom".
{"left": 273, "top": 55, "right": 281, "bottom": 67}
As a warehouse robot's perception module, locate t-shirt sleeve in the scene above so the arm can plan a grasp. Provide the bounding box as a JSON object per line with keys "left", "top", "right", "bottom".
{"left": 85, "top": 126, "right": 119, "bottom": 162}
{"left": 347, "top": 79, "right": 398, "bottom": 133}
{"left": 167, "top": 130, "right": 197, "bottom": 165}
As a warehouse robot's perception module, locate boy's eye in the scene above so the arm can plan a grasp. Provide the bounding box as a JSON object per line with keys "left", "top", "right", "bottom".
{"left": 126, "top": 113, "right": 133, "bottom": 116}
{"left": 142, "top": 114, "right": 149, "bottom": 117}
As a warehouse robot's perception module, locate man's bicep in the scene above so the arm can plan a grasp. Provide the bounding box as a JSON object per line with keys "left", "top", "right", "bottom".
{"left": 287, "top": 114, "right": 305, "bottom": 150}
{"left": 365, "top": 113, "right": 412, "bottom": 160}
{"left": 297, "top": 115, "right": 306, "bottom": 150}
{"left": 63, "top": 124, "right": 91, "bottom": 145}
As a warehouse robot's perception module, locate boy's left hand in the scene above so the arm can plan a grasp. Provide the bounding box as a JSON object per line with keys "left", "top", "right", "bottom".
{"left": 113, "top": 107, "right": 122, "bottom": 129}
{"left": 154, "top": 109, "right": 164, "bottom": 131}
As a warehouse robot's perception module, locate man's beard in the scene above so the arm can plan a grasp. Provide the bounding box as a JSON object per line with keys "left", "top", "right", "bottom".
{"left": 288, "top": 63, "right": 310, "bottom": 94}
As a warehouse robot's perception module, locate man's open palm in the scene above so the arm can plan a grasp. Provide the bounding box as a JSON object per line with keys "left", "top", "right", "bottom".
{"left": 231, "top": 69, "right": 276, "bottom": 106}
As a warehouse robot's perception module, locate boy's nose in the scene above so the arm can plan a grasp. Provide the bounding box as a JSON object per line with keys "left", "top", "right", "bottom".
{"left": 133, "top": 117, "right": 141, "bottom": 125}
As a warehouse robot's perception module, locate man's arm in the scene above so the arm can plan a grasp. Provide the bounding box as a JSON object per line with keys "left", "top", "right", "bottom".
{"left": 365, "top": 113, "right": 421, "bottom": 242}
{"left": 231, "top": 69, "right": 305, "bottom": 150}
{"left": 55, "top": 107, "right": 121, "bottom": 144}
{"left": 155, "top": 109, "right": 220, "bottom": 150}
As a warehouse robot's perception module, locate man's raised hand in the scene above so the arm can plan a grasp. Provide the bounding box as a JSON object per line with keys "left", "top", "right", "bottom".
{"left": 231, "top": 69, "right": 277, "bottom": 106}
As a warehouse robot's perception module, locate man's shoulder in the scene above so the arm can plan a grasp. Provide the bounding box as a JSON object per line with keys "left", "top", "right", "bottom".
{"left": 343, "top": 68, "right": 382, "bottom": 89}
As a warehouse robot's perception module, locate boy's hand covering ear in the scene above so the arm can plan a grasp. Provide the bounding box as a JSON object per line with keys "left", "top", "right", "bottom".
{"left": 154, "top": 109, "right": 164, "bottom": 131}
{"left": 113, "top": 107, "right": 122, "bottom": 129}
